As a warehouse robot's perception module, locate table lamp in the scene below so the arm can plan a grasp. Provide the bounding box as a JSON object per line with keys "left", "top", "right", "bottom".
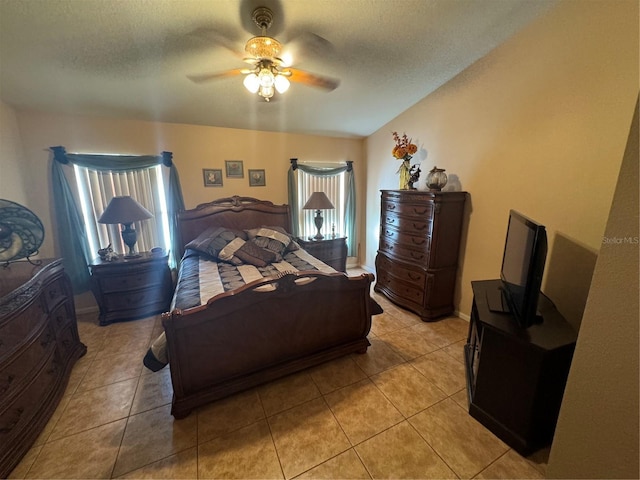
{"left": 303, "top": 191, "right": 334, "bottom": 240}
{"left": 98, "top": 196, "right": 153, "bottom": 258}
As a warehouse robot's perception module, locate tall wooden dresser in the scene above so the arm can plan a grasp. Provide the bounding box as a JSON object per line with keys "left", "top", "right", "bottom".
{"left": 0, "top": 259, "right": 86, "bottom": 477}
{"left": 375, "top": 190, "right": 467, "bottom": 321}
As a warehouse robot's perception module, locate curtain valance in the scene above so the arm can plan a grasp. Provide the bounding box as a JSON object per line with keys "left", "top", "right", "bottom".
{"left": 51, "top": 146, "right": 174, "bottom": 170}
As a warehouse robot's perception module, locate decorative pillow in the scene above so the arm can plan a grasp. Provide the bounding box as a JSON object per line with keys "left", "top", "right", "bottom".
{"left": 185, "top": 227, "right": 247, "bottom": 265}
{"left": 246, "top": 226, "right": 299, "bottom": 261}
{"left": 219, "top": 237, "right": 276, "bottom": 267}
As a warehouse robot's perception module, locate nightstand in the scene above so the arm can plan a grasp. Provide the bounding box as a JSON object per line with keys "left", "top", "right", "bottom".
{"left": 89, "top": 251, "right": 173, "bottom": 326}
{"left": 297, "top": 236, "right": 347, "bottom": 272}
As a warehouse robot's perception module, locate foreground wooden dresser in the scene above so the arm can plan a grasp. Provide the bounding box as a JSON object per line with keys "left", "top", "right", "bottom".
{"left": 375, "top": 190, "right": 467, "bottom": 320}
{"left": 0, "top": 259, "right": 86, "bottom": 477}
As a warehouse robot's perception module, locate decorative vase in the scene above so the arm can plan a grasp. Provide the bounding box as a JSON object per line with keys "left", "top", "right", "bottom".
{"left": 398, "top": 159, "right": 411, "bottom": 190}
{"left": 426, "top": 166, "right": 447, "bottom": 191}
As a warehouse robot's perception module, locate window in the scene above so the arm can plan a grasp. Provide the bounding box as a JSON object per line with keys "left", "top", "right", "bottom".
{"left": 73, "top": 164, "right": 171, "bottom": 257}
{"left": 288, "top": 159, "right": 356, "bottom": 257}
{"left": 297, "top": 169, "right": 346, "bottom": 240}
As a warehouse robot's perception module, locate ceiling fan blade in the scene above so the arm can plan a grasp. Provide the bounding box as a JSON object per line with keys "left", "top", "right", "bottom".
{"left": 287, "top": 68, "right": 340, "bottom": 91}
{"left": 187, "top": 68, "right": 247, "bottom": 84}
{"left": 284, "top": 31, "right": 336, "bottom": 62}
{"left": 187, "top": 27, "right": 244, "bottom": 60}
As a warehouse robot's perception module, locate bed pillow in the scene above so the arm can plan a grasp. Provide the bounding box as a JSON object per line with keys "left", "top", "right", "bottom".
{"left": 184, "top": 227, "right": 248, "bottom": 265}
{"left": 219, "top": 237, "right": 276, "bottom": 267}
{"left": 246, "top": 226, "right": 298, "bottom": 260}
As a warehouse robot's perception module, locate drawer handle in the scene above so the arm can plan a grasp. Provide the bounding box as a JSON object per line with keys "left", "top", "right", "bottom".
{"left": 407, "top": 272, "right": 421, "bottom": 281}
{"left": 411, "top": 238, "right": 425, "bottom": 245}
{"left": 387, "top": 204, "right": 396, "bottom": 210}
{"left": 410, "top": 251, "right": 424, "bottom": 260}
{"left": 413, "top": 208, "right": 429, "bottom": 215}
{"left": 412, "top": 223, "right": 427, "bottom": 231}
{"left": 386, "top": 218, "right": 396, "bottom": 224}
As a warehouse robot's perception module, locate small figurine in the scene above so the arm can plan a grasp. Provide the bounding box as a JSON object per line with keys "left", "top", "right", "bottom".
{"left": 98, "top": 243, "right": 117, "bottom": 261}
{"left": 408, "top": 165, "right": 421, "bottom": 190}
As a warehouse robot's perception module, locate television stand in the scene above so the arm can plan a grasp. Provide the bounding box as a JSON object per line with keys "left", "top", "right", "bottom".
{"left": 486, "top": 286, "right": 543, "bottom": 324}
{"left": 486, "top": 286, "right": 509, "bottom": 313}
{"left": 465, "top": 280, "right": 577, "bottom": 455}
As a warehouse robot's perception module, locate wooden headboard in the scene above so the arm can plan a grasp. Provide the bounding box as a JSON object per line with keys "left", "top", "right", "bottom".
{"left": 177, "top": 196, "right": 292, "bottom": 258}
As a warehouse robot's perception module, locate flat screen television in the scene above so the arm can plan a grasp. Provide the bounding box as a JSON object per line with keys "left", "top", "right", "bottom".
{"left": 489, "top": 210, "right": 547, "bottom": 328}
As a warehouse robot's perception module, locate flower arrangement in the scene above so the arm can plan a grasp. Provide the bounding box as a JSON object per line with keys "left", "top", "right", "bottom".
{"left": 392, "top": 131, "right": 418, "bottom": 189}
{"left": 392, "top": 131, "right": 418, "bottom": 161}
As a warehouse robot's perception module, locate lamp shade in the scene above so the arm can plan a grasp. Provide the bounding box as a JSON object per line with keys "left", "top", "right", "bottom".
{"left": 98, "top": 196, "right": 153, "bottom": 224}
{"left": 303, "top": 192, "right": 334, "bottom": 210}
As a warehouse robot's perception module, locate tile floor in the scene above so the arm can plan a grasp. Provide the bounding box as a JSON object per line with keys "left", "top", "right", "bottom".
{"left": 9, "top": 269, "right": 549, "bottom": 479}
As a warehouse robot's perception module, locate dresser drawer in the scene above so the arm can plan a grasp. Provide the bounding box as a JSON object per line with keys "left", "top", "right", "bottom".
{"left": 381, "top": 212, "right": 432, "bottom": 237}
{"left": 377, "top": 254, "right": 427, "bottom": 286}
{"left": 0, "top": 349, "right": 59, "bottom": 449}
{"left": 379, "top": 236, "right": 429, "bottom": 263}
{"left": 0, "top": 323, "right": 56, "bottom": 402}
{"left": 0, "top": 302, "right": 47, "bottom": 363}
{"left": 103, "top": 288, "right": 169, "bottom": 312}
{"left": 97, "top": 268, "right": 169, "bottom": 294}
{"left": 376, "top": 268, "right": 425, "bottom": 306}
{"left": 41, "top": 277, "right": 69, "bottom": 313}
{"left": 380, "top": 225, "right": 430, "bottom": 253}
{"left": 382, "top": 198, "right": 434, "bottom": 218}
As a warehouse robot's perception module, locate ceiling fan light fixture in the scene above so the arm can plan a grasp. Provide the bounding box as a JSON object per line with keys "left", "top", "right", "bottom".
{"left": 275, "top": 74, "right": 290, "bottom": 93}
{"left": 243, "top": 73, "right": 260, "bottom": 93}
{"left": 258, "top": 67, "right": 275, "bottom": 88}
{"left": 245, "top": 36, "right": 282, "bottom": 59}
{"left": 259, "top": 85, "right": 275, "bottom": 100}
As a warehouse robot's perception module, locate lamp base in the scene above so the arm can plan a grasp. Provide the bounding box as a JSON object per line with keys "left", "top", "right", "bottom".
{"left": 313, "top": 210, "right": 324, "bottom": 240}
{"left": 121, "top": 223, "right": 140, "bottom": 258}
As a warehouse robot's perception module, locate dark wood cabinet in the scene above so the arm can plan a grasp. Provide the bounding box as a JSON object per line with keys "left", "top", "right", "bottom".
{"left": 374, "top": 190, "right": 467, "bottom": 320}
{"left": 464, "top": 280, "right": 577, "bottom": 455}
{"left": 0, "top": 259, "right": 86, "bottom": 478}
{"left": 296, "top": 236, "right": 348, "bottom": 272}
{"left": 89, "top": 252, "right": 173, "bottom": 325}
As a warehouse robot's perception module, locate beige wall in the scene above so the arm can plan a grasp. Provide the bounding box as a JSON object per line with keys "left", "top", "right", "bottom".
{"left": 0, "top": 101, "right": 29, "bottom": 206}
{"left": 364, "top": 0, "right": 638, "bottom": 327}
{"left": 547, "top": 97, "right": 639, "bottom": 478}
{"left": 12, "top": 110, "right": 365, "bottom": 260}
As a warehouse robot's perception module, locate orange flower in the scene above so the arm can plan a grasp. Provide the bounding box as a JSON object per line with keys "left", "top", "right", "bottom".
{"left": 391, "top": 131, "right": 417, "bottom": 160}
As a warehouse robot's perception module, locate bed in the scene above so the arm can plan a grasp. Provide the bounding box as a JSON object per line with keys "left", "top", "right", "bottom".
{"left": 144, "top": 196, "right": 382, "bottom": 418}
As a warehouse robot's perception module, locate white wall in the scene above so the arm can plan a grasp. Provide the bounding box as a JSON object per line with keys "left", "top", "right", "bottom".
{"left": 364, "top": 0, "right": 638, "bottom": 329}
{"left": 12, "top": 111, "right": 365, "bottom": 260}
{"left": 547, "top": 98, "right": 639, "bottom": 478}
{"left": 0, "top": 101, "right": 29, "bottom": 206}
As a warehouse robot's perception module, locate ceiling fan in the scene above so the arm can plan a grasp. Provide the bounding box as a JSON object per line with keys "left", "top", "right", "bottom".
{"left": 187, "top": 6, "right": 340, "bottom": 102}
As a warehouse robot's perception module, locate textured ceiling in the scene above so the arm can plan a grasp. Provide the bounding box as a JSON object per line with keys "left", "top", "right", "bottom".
{"left": 0, "top": 0, "right": 557, "bottom": 138}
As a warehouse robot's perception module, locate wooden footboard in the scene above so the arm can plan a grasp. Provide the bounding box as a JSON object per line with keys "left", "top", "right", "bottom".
{"left": 162, "top": 271, "right": 376, "bottom": 418}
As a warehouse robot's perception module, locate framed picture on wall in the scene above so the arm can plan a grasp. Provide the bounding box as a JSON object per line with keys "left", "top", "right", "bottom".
{"left": 203, "top": 169, "right": 223, "bottom": 187}
{"left": 248, "top": 169, "right": 266, "bottom": 187}
{"left": 225, "top": 160, "right": 244, "bottom": 178}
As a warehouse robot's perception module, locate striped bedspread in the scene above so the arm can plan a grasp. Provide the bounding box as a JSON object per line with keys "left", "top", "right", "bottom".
{"left": 172, "top": 248, "right": 336, "bottom": 311}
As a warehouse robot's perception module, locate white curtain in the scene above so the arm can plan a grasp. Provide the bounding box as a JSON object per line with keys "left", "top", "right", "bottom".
{"left": 74, "top": 165, "right": 170, "bottom": 257}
